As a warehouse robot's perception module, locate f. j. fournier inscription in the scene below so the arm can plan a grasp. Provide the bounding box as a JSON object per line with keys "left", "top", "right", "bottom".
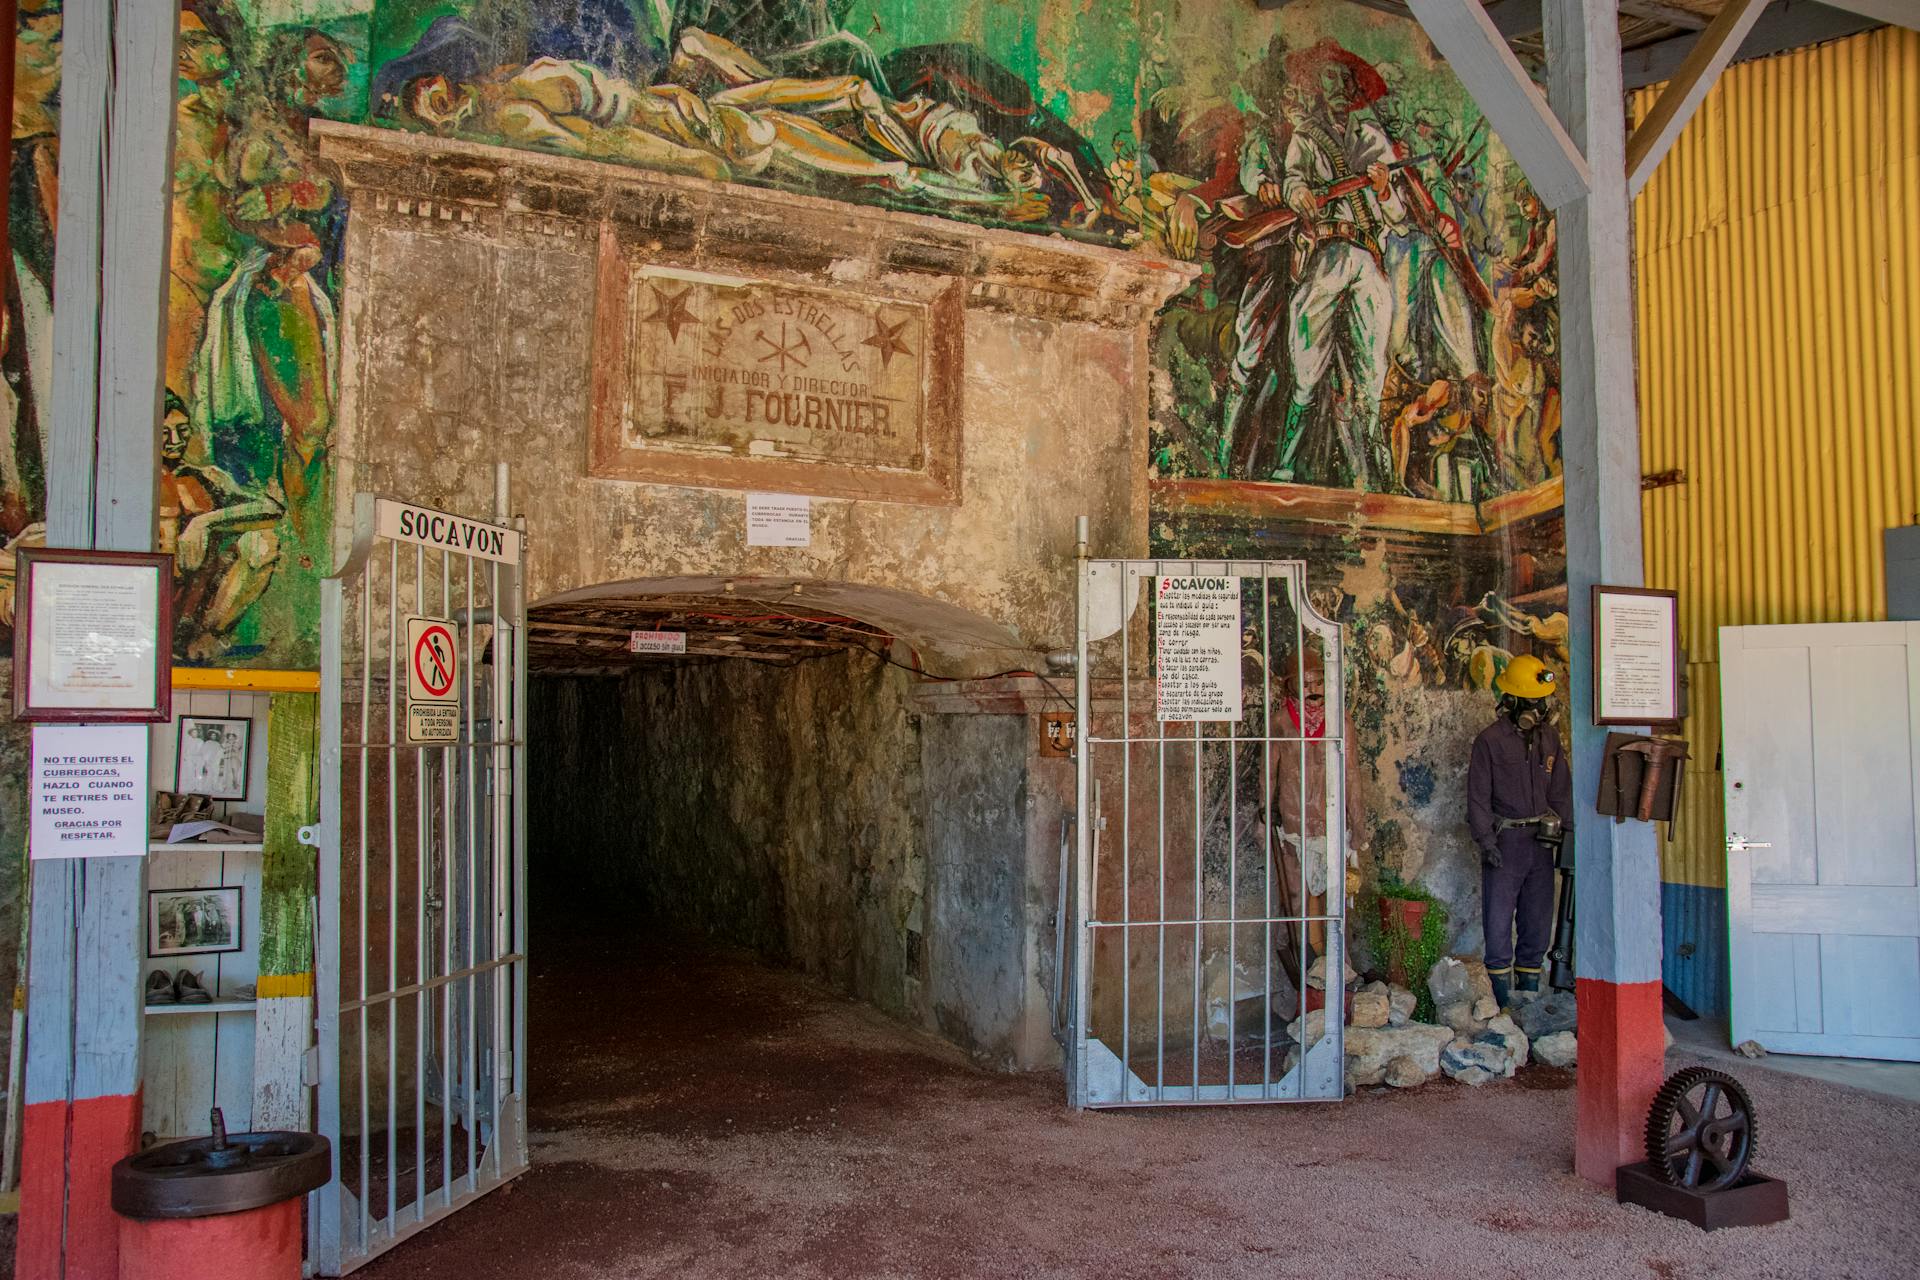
{"left": 623, "top": 269, "right": 927, "bottom": 471}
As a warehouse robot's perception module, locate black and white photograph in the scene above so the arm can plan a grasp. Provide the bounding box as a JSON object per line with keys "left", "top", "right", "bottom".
{"left": 175, "top": 715, "right": 252, "bottom": 801}
{"left": 147, "top": 886, "right": 243, "bottom": 958}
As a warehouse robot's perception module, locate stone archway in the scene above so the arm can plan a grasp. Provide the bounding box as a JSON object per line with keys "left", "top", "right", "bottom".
{"left": 317, "top": 123, "right": 1193, "bottom": 678}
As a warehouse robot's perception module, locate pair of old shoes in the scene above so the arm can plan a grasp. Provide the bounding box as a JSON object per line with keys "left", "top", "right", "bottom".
{"left": 145, "top": 968, "right": 212, "bottom": 1005}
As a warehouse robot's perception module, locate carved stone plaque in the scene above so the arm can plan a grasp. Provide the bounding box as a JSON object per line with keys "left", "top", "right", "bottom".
{"left": 589, "top": 239, "right": 960, "bottom": 504}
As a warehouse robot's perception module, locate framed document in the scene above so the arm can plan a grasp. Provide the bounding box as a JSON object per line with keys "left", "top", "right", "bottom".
{"left": 1592, "top": 585, "right": 1681, "bottom": 725}
{"left": 12, "top": 548, "right": 172, "bottom": 723}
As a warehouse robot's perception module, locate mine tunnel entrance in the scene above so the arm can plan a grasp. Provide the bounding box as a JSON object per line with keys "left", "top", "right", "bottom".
{"left": 523, "top": 583, "right": 1052, "bottom": 1095}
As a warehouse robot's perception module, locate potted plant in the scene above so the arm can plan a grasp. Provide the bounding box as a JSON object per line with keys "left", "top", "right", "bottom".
{"left": 1370, "top": 872, "right": 1449, "bottom": 1005}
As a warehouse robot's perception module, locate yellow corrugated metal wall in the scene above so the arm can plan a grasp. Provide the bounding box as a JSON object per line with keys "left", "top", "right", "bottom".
{"left": 1631, "top": 26, "right": 1920, "bottom": 1013}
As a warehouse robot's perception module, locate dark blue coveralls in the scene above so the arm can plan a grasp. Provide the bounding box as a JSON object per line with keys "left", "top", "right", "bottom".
{"left": 1466, "top": 715, "right": 1572, "bottom": 983}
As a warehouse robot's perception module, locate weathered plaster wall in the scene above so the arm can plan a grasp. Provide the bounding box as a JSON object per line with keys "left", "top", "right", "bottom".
{"left": 531, "top": 652, "right": 931, "bottom": 1028}
{"left": 323, "top": 126, "right": 1186, "bottom": 675}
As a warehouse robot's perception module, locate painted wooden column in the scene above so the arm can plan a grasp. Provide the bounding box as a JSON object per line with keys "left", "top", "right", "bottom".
{"left": 16, "top": 5, "right": 178, "bottom": 1278}
{"left": 1544, "top": 0, "right": 1667, "bottom": 1186}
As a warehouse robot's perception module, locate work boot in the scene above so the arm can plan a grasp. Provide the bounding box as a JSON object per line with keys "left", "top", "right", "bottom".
{"left": 175, "top": 969, "right": 212, "bottom": 1004}
{"left": 1488, "top": 969, "right": 1512, "bottom": 1010}
{"left": 1513, "top": 968, "right": 1542, "bottom": 999}
{"left": 144, "top": 969, "right": 178, "bottom": 1006}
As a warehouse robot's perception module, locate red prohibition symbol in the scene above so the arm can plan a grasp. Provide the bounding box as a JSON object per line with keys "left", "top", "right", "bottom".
{"left": 413, "top": 624, "right": 457, "bottom": 699}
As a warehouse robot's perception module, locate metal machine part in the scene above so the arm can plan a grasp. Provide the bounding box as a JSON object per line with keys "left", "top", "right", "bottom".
{"left": 1645, "top": 1066, "right": 1759, "bottom": 1191}
{"left": 112, "top": 1109, "right": 331, "bottom": 1219}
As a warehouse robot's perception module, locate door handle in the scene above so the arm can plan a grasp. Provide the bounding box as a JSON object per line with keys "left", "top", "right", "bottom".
{"left": 1726, "top": 837, "right": 1772, "bottom": 853}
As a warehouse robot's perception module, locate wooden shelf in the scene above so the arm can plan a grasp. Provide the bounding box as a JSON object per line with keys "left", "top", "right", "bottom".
{"left": 144, "top": 999, "right": 256, "bottom": 1017}
{"left": 148, "top": 841, "right": 263, "bottom": 854}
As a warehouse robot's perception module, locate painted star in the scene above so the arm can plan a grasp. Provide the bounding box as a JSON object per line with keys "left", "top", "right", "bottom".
{"left": 862, "top": 314, "right": 915, "bottom": 369}
{"left": 643, "top": 283, "right": 699, "bottom": 343}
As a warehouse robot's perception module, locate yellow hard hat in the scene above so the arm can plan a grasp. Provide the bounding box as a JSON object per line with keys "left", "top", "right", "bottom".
{"left": 1495, "top": 654, "right": 1558, "bottom": 700}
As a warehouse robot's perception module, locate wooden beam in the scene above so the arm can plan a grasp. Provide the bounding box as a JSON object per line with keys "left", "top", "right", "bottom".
{"left": 1626, "top": 0, "right": 1770, "bottom": 194}
{"left": 1404, "top": 0, "right": 1592, "bottom": 208}
{"left": 1623, "top": 1, "right": 1882, "bottom": 90}
{"left": 1543, "top": 0, "right": 1666, "bottom": 1187}
{"left": 1619, "top": 0, "right": 1710, "bottom": 30}
{"left": 1483, "top": 0, "right": 1547, "bottom": 38}
{"left": 20, "top": 4, "right": 179, "bottom": 1278}
{"left": 1821, "top": 0, "right": 1919, "bottom": 33}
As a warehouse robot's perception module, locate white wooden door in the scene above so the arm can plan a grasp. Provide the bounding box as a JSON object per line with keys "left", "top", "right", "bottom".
{"left": 1722, "top": 622, "right": 1920, "bottom": 1060}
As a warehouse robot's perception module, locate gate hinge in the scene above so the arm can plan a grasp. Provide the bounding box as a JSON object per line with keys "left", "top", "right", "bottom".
{"left": 298, "top": 824, "right": 324, "bottom": 849}
{"left": 302, "top": 1045, "right": 321, "bottom": 1087}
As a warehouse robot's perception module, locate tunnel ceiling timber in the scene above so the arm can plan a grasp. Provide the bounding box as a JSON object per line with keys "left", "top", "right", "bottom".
{"left": 529, "top": 593, "right": 896, "bottom": 675}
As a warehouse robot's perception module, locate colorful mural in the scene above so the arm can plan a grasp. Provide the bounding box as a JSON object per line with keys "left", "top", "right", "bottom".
{"left": 0, "top": 0, "right": 1576, "bottom": 930}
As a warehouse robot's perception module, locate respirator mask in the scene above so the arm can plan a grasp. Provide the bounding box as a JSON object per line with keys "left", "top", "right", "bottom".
{"left": 1501, "top": 693, "right": 1558, "bottom": 732}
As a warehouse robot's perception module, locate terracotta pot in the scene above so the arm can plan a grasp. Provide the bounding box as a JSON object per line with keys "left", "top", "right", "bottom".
{"left": 1378, "top": 897, "right": 1430, "bottom": 986}
{"left": 1378, "top": 896, "right": 1430, "bottom": 935}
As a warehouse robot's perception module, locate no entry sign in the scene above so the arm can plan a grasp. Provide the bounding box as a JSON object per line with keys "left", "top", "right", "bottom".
{"left": 406, "top": 616, "right": 459, "bottom": 744}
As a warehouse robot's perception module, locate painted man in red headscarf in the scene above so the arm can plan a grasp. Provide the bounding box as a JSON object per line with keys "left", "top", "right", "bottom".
{"left": 1228, "top": 39, "right": 1407, "bottom": 489}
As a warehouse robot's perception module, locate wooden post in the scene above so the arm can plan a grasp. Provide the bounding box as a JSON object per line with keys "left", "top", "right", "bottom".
{"left": 16, "top": 6, "right": 178, "bottom": 1278}
{"left": 1543, "top": 0, "right": 1668, "bottom": 1187}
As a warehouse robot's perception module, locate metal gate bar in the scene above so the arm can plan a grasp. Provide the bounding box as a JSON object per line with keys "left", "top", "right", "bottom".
{"left": 1069, "top": 554, "right": 1345, "bottom": 1107}
{"left": 313, "top": 494, "right": 529, "bottom": 1273}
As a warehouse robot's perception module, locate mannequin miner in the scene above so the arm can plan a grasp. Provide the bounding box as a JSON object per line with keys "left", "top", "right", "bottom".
{"left": 1466, "top": 655, "right": 1572, "bottom": 1009}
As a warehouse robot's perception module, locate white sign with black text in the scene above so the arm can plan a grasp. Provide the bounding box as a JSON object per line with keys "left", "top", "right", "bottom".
{"left": 746, "top": 493, "right": 811, "bottom": 547}
{"left": 405, "top": 616, "right": 461, "bottom": 745}
{"left": 1154, "top": 576, "right": 1243, "bottom": 723}
{"left": 375, "top": 498, "right": 522, "bottom": 564}
{"left": 628, "top": 630, "right": 688, "bottom": 654}
{"left": 30, "top": 724, "right": 149, "bottom": 858}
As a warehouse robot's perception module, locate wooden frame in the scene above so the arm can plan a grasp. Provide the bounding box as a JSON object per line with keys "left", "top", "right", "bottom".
{"left": 174, "top": 715, "right": 252, "bottom": 801}
{"left": 1592, "top": 584, "right": 1682, "bottom": 726}
{"left": 12, "top": 546, "right": 173, "bottom": 723}
{"left": 147, "top": 885, "right": 244, "bottom": 958}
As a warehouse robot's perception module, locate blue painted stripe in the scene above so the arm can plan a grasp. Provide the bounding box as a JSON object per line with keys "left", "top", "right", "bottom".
{"left": 1660, "top": 881, "right": 1728, "bottom": 1018}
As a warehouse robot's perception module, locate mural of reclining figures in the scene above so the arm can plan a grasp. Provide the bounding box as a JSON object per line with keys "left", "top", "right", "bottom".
{"left": 389, "top": 19, "right": 1110, "bottom": 228}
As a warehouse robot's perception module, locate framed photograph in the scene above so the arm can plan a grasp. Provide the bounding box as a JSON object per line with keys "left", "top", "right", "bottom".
{"left": 12, "top": 547, "right": 172, "bottom": 722}
{"left": 148, "top": 886, "right": 243, "bottom": 958}
{"left": 175, "top": 716, "right": 252, "bottom": 801}
{"left": 1593, "top": 585, "right": 1682, "bottom": 726}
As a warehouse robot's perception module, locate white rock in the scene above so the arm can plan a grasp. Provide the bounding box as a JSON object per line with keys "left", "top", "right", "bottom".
{"left": 1350, "top": 991, "right": 1390, "bottom": 1029}
{"left": 1286, "top": 1008, "right": 1327, "bottom": 1045}
{"left": 1472, "top": 994, "right": 1500, "bottom": 1021}
{"left": 1441, "top": 1040, "right": 1509, "bottom": 1084}
{"left": 1428, "top": 957, "right": 1472, "bottom": 1007}
{"left": 1360, "top": 979, "right": 1389, "bottom": 998}
{"left": 1384, "top": 1054, "right": 1430, "bottom": 1088}
{"left": 1345, "top": 1022, "right": 1454, "bottom": 1088}
{"left": 1533, "top": 1031, "right": 1577, "bottom": 1068}
{"left": 1438, "top": 999, "right": 1484, "bottom": 1038}
{"left": 1387, "top": 986, "right": 1418, "bottom": 1026}
{"left": 1306, "top": 954, "right": 1359, "bottom": 992}
{"left": 1480, "top": 1014, "right": 1529, "bottom": 1071}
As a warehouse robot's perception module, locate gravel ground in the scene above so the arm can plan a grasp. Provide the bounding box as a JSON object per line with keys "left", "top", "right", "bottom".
{"left": 353, "top": 934, "right": 1920, "bottom": 1280}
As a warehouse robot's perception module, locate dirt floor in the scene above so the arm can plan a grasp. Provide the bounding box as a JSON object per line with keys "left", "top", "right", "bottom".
{"left": 354, "top": 933, "right": 1920, "bottom": 1280}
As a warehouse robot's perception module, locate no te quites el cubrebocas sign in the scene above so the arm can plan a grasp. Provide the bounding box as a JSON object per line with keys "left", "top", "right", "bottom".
{"left": 405, "top": 616, "right": 460, "bottom": 744}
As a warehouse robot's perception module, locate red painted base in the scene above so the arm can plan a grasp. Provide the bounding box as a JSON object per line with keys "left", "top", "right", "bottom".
{"left": 118, "top": 1197, "right": 303, "bottom": 1280}
{"left": 15, "top": 1091, "right": 142, "bottom": 1280}
{"left": 1574, "top": 978, "right": 1666, "bottom": 1186}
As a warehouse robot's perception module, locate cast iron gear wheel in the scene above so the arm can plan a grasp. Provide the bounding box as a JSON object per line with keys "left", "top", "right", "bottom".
{"left": 1644, "top": 1065, "right": 1758, "bottom": 1191}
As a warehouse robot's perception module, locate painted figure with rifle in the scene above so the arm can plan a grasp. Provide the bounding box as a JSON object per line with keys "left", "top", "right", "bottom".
{"left": 1210, "top": 39, "right": 1490, "bottom": 489}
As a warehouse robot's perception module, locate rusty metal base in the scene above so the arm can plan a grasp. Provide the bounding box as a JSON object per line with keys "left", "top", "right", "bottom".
{"left": 1616, "top": 1162, "right": 1790, "bottom": 1231}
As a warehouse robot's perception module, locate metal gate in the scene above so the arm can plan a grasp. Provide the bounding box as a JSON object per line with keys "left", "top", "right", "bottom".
{"left": 310, "top": 493, "right": 529, "bottom": 1272}
{"left": 1069, "top": 553, "right": 1346, "bottom": 1106}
